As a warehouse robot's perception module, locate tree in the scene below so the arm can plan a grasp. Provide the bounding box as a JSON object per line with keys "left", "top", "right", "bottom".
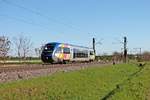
{"left": 13, "top": 35, "right": 33, "bottom": 61}
{"left": 112, "top": 51, "right": 122, "bottom": 62}
{"left": 0, "top": 36, "right": 11, "bottom": 63}
{"left": 142, "top": 51, "right": 150, "bottom": 61}
{"left": 22, "top": 37, "right": 33, "bottom": 59}
{"left": 35, "top": 45, "right": 43, "bottom": 58}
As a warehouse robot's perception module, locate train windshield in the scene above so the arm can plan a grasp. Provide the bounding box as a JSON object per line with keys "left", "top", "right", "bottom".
{"left": 44, "top": 44, "right": 55, "bottom": 52}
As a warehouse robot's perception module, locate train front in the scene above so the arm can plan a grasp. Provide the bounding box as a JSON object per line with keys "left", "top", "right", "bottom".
{"left": 41, "top": 43, "right": 56, "bottom": 63}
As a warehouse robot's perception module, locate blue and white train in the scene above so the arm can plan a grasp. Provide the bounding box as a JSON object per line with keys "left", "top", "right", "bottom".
{"left": 41, "top": 42, "right": 95, "bottom": 63}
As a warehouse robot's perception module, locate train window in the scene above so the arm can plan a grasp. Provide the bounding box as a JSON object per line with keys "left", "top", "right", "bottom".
{"left": 55, "top": 47, "right": 61, "bottom": 53}
{"left": 73, "top": 49, "right": 88, "bottom": 58}
{"left": 90, "top": 51, "right": 94, "bottom": 55}
{"left": 73, "top": 49, "right": 77, "bottom": 58}
{"left": 45, "top": 44, "right": 55, "bottom": 51}
{"left": 63, "top": 48, "right": 70, "bottom": 54}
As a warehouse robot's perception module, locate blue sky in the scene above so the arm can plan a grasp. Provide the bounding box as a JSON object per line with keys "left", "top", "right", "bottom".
{"left": 0, "top": 0, "right": 150, "bottom": 55}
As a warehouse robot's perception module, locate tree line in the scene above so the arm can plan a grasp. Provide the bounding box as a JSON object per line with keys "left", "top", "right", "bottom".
{"left": 0, "top": 35, "right": 43, "bottom": 63}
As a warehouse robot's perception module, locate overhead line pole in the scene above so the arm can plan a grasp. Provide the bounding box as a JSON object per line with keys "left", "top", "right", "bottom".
{"left": 133, "top": 47, "right": 142, "bottom": 61}
{"left": 93, "top": 38, "right": 96, "bottom": 55}
{"left": 123, "top": 36, "right": 127, "bottom": 63}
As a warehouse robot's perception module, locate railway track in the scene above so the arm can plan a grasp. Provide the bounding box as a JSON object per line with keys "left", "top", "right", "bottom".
{"left": 0, "top": 62, "right": 107, "bottom": 73}
{"left": 0, "top": 62, "right": 112, "bottom": 83}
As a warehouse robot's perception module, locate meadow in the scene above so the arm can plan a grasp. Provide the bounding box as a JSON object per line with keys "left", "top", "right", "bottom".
{"left": 0, "top": 59, "right": 42, "bottom": 64}
{"left": 0, "top": 63, "right": 149, "bottom": 100}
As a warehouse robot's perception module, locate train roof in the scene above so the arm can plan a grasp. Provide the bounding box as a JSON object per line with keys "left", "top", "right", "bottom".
{"left": 46, "top": 42, "right": 93, "bottom": 50}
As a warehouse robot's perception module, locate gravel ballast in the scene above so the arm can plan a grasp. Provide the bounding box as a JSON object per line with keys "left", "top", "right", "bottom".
{"left": 0, "top": 63, "right": 108, "bottom": 83}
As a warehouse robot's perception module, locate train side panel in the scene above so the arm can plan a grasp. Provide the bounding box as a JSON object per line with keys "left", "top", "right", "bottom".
{"left": 70, "top": 46, "right": 90, "bottom": 62}
{"left": 53, "top": 43, "right": 71, "bottom": 63}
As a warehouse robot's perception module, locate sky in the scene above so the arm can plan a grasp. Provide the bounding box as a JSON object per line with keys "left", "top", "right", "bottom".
{"left": 0, "top": 0, "right": 150, "bottom": 56}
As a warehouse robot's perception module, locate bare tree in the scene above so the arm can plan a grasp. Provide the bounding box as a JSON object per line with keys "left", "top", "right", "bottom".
{"left": 13, "top": 35, "right": 33, "bottom": 61}
{"left": 142, "top": 51, "right": 150, "bottom": 61}
{"left": 22, "top": 37, "right": 33, "bottom": 59}
{"left": 0, "top": 36, "right": 11, "bottom": 63}
{"left": 13, "top": 36, "right": 22, "bottom": 59}
{"left": 35, "top": 45, "right": 43, "bottom": 58}
{"left": 112, "top": 51, "right": 123, "bottom": 62}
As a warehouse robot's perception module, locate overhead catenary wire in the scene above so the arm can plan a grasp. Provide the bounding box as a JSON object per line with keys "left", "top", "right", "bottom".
{"left": 0, "top": 14, "right": 50, "bottom": 31}
{"left": 1, "top": 0, "right": 82, "bottom": 32}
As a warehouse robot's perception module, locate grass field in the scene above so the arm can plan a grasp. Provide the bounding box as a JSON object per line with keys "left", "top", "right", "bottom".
{"left": 0, "top": 63, "right": 150, "bottom": 100}
{"left": 0, "top": 59, "right": 42, "bottom": 64}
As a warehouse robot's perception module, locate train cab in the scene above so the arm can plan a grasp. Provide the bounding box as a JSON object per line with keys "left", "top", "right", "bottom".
{"left": 41, "top": 43, "right": 56, "bottom": 63}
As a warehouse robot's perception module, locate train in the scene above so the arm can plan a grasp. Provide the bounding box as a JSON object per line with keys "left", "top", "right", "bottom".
{"left": 41, "top": 42, "right": 95, "bottom": 63}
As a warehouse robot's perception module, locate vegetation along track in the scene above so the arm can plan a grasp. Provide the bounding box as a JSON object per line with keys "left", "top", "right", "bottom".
{"left": 0, "top": 62, "right": 110, "bottom": 82}
{"left": 101, "top": 62, "right": 145, "bottom": 100}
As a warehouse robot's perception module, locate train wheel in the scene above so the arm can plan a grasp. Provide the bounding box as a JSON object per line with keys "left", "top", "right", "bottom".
{"left": 63, "top": 60, "right": 70, "bottom": 64}
{"left": 63, "top": 60, "right": 66, "bottom": 64}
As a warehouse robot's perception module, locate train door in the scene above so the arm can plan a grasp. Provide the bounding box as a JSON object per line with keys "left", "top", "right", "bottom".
{"left": 63, "top": 47, "right": 71, "bottom": 61}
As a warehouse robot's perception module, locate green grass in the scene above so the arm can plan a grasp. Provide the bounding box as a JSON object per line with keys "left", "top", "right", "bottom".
{"left": 0, "top": 63, "right": 149, "bottom": 100}
{"left": 0, "top": 59, "right": 42, "bottom": 64}
{"left": 108, "top": 63, "right": 150, "bottom": 100}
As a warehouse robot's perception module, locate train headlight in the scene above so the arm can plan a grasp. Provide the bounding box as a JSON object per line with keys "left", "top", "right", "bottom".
{"left": 55, "top": 53, "right": 59, "bottom": 57}
{"left": 45, "top": 47, "right": 48, "bottom": 50}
